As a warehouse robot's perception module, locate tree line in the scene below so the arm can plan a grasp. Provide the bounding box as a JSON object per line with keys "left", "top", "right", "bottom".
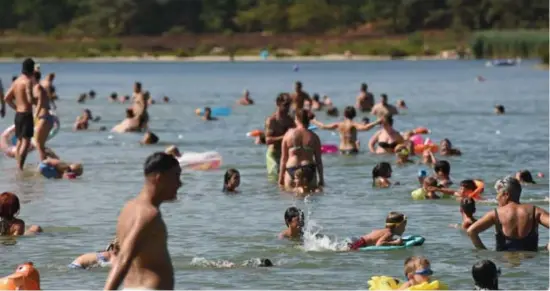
{"left": 0, "top": 0, "right": 548, "bottom": 37}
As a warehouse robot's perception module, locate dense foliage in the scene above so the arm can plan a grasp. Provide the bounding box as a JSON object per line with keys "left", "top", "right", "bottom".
{"left": 0, "top": 0, "right": 548, "bottom": 36}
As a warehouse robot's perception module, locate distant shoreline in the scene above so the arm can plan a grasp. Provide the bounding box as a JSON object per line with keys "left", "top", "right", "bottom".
{"left": 0, "top": 54, "right": 458, "bottom": 63}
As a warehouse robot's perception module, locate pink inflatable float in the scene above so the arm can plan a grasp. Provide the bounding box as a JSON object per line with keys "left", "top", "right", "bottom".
{"left": 321, "top": 144, "right": 338, "bottom": 154}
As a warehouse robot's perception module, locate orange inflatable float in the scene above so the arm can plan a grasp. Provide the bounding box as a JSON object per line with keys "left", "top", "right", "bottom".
{"left": 413, "top": 127, "right": 430, "bottom": 135}
{"left": 246, "top": 129, "right": 263, "bottom": 137}
{"left": 468, "top": 180, "right": 485, "bottom": 200}
{"left": 0, "top": 262, "right": 40, "bottom": 290}
{"left": 414, "top": 143, "right": 439, "bottom": 154}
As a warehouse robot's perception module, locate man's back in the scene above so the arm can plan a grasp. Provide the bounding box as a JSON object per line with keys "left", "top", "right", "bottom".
{"left": 116, "top": 199, "right": 174, "bottom": 290}
{"left": 11, "top": 76, "right": 34, "bottom": 112}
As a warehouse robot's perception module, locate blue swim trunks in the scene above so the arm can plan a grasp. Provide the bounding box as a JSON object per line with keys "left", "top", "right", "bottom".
{"left": 39, "top": 162, "right": 58, "bottom": 179}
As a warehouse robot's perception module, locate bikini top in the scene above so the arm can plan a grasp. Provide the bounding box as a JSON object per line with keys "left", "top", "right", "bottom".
{"left": 378, "top": 141, "right": 398, "bottom": 149}
{"left": 494, "top": 206, "right": 538, "bottom": 252}
{"left": 290, "top": 129, "right": 313, "bottom": 153}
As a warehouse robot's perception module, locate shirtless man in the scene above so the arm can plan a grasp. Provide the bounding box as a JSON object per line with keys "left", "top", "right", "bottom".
{"left": 265, "top": 94, "right": 295, "bottom": 177}
{"left": 237, "top": 89, "right": 254, "bottom": 105}
{"left": 132, "top": 82, "right": 149, "bottom": 131}
{"left": 111, "top": 109, "right": 140, "bottom": 133}
{"left": 355, "top": 83, "right": 374, "bottom": 112}
{"left": 4, "top": 58, "right": 36, "bottom": 170}
{"left": 40, "top": 73, "right": 57, "bottom": 109}
{"left": 104, "top": 152, "right": 181, "bottom": 290}
{"left": 290, "top": 81, "right": 310, "bottom": 112}
{"left": 371, "top": 94, "right": 399, "bottom": 118}
{"left": 32, "top": 71, "right": 55, "bottom": 161}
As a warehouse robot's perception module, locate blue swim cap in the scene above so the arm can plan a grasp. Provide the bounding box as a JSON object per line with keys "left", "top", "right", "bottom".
{"left": 418, "top": 169, "right": 428, "bottom": 178}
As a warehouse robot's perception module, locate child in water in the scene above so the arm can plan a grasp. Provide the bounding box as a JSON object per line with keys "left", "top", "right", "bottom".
{"left": 395, "top": 144, "right": 414, "bottom": 165}
{"left": 279, "top": 207, "right": 304, "bottom": 240}
{"left": 451, "top": 197, "right": 477, "bottom": 230}
{"left": 433, "top": 160, "right": 452, "bottom": 187}
{"left": 439, "top": 138, "right": 461, "bottom": 156}
{"left": 399, "top": 256, "right": 435, "bottom": 290}
{"left": 293, "top": 168, "right": 321, "bottom": 195}
{"left": 165, "top": 145, "right": 182, "bottom": 158}
{"left": 434, "top": 179, "right": 483, "bottom": 200}
{"left": 421, "top": 149, "right": 437, "bottom": 166}
{"left": 348, "top": 212, "right": 406, "bottom": 250}
{"left": 372, "top": 162, "right": 395, "bottom": 188}
{"left": 411, "top": 177, "right": 440, "bottom": 200}
{"left": 515, "top": 170, "right": 536, "bottom": 184}
{"left": 472, "top": 260, "right": 500, "bottom": 290}
{"left": 223, "top": 169, "right": 240, "bottom": 192}
{"left": 68, "top": 237, "right": 119, "bottom": 269}
{"left": 0, "top": 192, "right": 42, "bottom": 236}
{"left": 38, "top": 158, "right": 83, "bottom": 179}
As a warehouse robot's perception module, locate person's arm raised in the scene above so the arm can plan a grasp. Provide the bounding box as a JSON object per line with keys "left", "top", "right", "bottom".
{"left": 355, "top": 119, "right": 382, "bottom": 131}
{"left": 310, "top": 119, "right": 338, "bottom": 130}
{"left": 104, "top": 210, "right": 157, "bottom": 290}
{"left": 466, "top": 210, "right": 496, "bottom": 250}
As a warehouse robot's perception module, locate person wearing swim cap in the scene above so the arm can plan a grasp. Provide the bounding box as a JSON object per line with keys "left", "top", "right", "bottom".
{"left": 417, "top": 169, "right": 428, "bottom": 185}
{"left": 467, "top": 176, "right": 549, "bottom": 251}
{"left": 279, "top": 207, "right": 304, "bottom": 240}
{"left": 395, "top": 144, "right": 414, "bottom": 165}
{"left": 348, "top": 212, "right": 407, "bottom": 250}
{"left": 310, "top": 106, "right": 381, "bottom": 155}
{"left": 237, "top": 89, "right": 254, "bottom": 105}
{"left": 38, "top": 157, "right": 83, "bottom": 179}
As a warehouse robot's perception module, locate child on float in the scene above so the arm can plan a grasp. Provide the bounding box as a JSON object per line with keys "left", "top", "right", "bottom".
{"left": 68, "top": 237, "right": 119, "bottom": 269}
{"left": 348, "top": 212, "right": 406, "bottom": 250}
{"left": 222, "top": 169, "right": 240, "bottom": 193}
{"left": 399, "top": 256, "right": 439, "bottom": 290}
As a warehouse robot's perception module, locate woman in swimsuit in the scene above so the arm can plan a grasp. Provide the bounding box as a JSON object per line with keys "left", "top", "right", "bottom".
{"left": 467, "top": 176, "right": 549, "bottom": 251}
{"left": 311, "top": 106, "right": 381, "bottom": 155}
{"left": 368, "top": 115, "right": 404, "bottom": 154}
{"left": 0, "top": 192, "right": 42, "bottom": 236}
{"left": 33, "top": 71, "right": 55, "bottom": 162}
{"left": 279, "top": 109, "right": 324, "bottom": 189}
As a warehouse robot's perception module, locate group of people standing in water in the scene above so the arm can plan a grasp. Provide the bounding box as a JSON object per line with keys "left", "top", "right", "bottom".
{"left": 0, "top": 57, "right": 548, "bottom": 290}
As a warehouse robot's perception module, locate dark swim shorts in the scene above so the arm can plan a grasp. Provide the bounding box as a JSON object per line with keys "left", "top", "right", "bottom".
{"left": 14, "top": 111, "right": 34, "bottom": 139}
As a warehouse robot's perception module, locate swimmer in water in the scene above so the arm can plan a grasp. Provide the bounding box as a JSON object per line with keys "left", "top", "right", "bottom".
{"left": 396, "top": 99, "right": 407, "bottom": 110}
{"left": 422, "top": 149, "right": 437, "bottom": 166}
{"left": 77, "top": 93, "right": 86, "bottom": 103}
{"left": 439, "top": 138, "right": 461, "bottom": 156}
{"left": 141, "top": 131, "right": 159, "bottom": 145}
{"left": 290, "top": 81, "right": 311, "bottom": 111}
{"left": 322, "top": 95, "right": 332, "bottom": 107}
{"left": 515, "top": 170, "right": 536, "bottom": 184}
{"left": 0, "top": 192, "right": 42, "bottom": 236}
{"left": 431, "top": 179, "right": 482, "bottom": 200}
{"left": 222, "top": 169, "right": 240, "bottom": 193}
{"left": 348, "top": 212, "right": 407, "bottom": 250}
{"left": 202, "top": 107, "right": 217, "bottom": 121}
{"left": 368, "top": 115, "right": 404, "bottom": 154}
{"left": 164, "top": 145, "right": 182, "bottom": 158}
{"left": 450, "top": 198, "right": 477, "bottom": 230}
{"left": 68, "top": 238, "right": 119, "bottom": 269}
{"left": 371, "top": 94, "right": 399, "bottom": 119}
{"left": 417, "top": 169, "right": 428, "bottom": 185}
{"left": 162, "top": 96, "right": 170, "bottom": 103}
{"left": 237, "top": 89, "right": 254, "bottom": 105}
{"left": 311, "top": 94, "right": 323, "bottom": 111}
{"left": 372, "top": 162, "right": 394, "bottom": 188}
{"left": 421, "top": 176, "right": 440, "bottom": 199}
{"left": 472, "top": 260, "right": 499, "bottom": 290}
{"left": 293, "top": 168, "right": 321, "bottom": 195}
{"left": 355, "top": 83, "right": 374, "bottom": 112}
{"left": 38, "top": 157, "right": 83, "bottom": 179}
{"left": 109, "top": 93, "right": 118, "bottom": 103}
{"left": 326, "top": 106, "right": 339, "bottom": 117}
{"left": 433, "top": 160, "right": 452, "bottom": 187}
{"left": 399, "top": 256, "right": 435, "bottom": 290}
{"left": 494, "top": 105, "right": 505, "bottom": 115}
{"left": 311, "top": 106, "right": 381, "bottom": 154}
{"left": 88, "top": 90, "right": 96, "bottom": 99}
{"left": 111, "top": 108, "right": 141, "bottom": 133}
{"left": 395, "top": 144, "right": 414, "bottom": 165}
{"left": 279, "top": 207, "right": 304, "bottom": 240}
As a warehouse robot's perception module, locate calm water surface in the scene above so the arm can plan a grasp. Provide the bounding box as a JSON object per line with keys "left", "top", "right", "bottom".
{"left": 0, "top": 60, "right": 548, "bottom": 289}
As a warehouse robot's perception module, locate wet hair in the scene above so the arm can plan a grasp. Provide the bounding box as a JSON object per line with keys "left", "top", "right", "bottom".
{"left": 259, "top": 258, "right": 273, "bottom": 267}
{"left": 22, "top": 58, "right": 35, "bottom": 75}
{"left": 460, "top": 180, "right": 477, "bottom": 191}
{"left": 472, "top": 260, "right": 499, "bottom": 290}
{"left": 295, "top": 109, "right": 312, "bottom": 127}
{"left": 312, "top": 94, "right": 320, "bottom": 102}
{"left": 48, "top": 73, "right": 55, "bottom": 79}
{"left": 105, "top": 237, "right": 120, "bottom": 255}
{"left": 495, "top": 105, "right": 505, "bottom": 114}
{"left": 204, "top": 107, "right": 212, "bottom": 113}
{"left": 434, "top": 160, "right": 451, "bottom": 176}
{"left": 494, "top": 176, "right": 521, "bottom": 203}
{"left": 135, "top": 82, "right": 142, "bottom": 90}
{"left": 147, "top": 132, "right": 159, "bottom": 144}
{"left": 343, "top": 106, "right": 356, "bottom": 120}
{"left": 11, "top": 76, "right": 17, "bottom": 82}
{"left": 518, "top": 170, "right": 535, "bottom": 184}
{"left": 276, "top": 93, "right": 290, "bottom": 106}
{"left": 125, "top": 108, "right": 135, "bottom": 118}
{"left": 382, "top": 115, "right": 394, "bottom": 126}
{"left": 441, "top": 138, "right": 452, "bottom": 147}
{"left": 284, "top": 207, "right": 304, "bottom": 227}
{"left": 460, "top": 197, "right": 476, "bottom": 217}
{"left": 223, "top": 168, "right": 240, "bottom": 191}
{"left": 385, "top": 212, "right": 406, "bottom": 228}
{"left": 143, "top": 152, "right": 179, "bottom": 176}
{"left": 404, "top": 256, "right": 430, "bottom": 277}
{"left": 381, "top": 93, "right": 388, "bottom": 102}
{"left": 0, "top": 192, "right": 20, "bottom": 235}
{"left": 361, "top": 83, "right": 367, "bottom": 91}
{"left": 33, "top": 71, "right": 41, "bottom": 80}
{"left": 88, "top": 90, "right": 96, "bottom": 97}
{"left": 295, "top": 81, "right": 302, "bottom": 89}
{"left": 110, "top": 92, "right": 118, "bottom": 99}
{"left": 372, "top": 162, "right": 392, "bottom": 186}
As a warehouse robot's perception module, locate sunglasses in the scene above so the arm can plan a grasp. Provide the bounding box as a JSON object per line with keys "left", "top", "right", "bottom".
{"left": 415, "top": 268, "right": 433, "bottom": 276}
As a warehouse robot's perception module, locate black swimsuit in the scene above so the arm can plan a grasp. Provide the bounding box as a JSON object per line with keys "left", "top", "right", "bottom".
{"left": 494, "top": 206, "right": 539, "bottom": 252}
{"left": 286, "top": 164, "right": 317, "bottom": 181}
{"left": 378, "top": 141, "right": 398, "bottom": 150}
{"left": 340, "top": 148, "right": 359, "bottom": 155}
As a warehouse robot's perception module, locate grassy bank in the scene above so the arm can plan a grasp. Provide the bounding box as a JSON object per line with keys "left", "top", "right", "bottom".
{"left": 470, "top": 30, "right": 549, "bottom": 63}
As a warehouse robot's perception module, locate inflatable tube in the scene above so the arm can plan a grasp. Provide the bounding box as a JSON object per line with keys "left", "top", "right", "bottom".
{"left": 413, "top": 127, "right": 430, "bottom": 135}
{"left": 414, "top": 144, "right": 439, "bottom": 154}
{"left": 321, "top": 144, "right": 338, "bottom": 154}
{"left": 468, "top": 180, "right": 484, "bottom": 200}
{"left": 195, "top": 107, "right": 231, "bottom": 117}
{"left": 358, "top": 235, "right": 425, "bottom": 251}
{"left": 411, "top": 188, "right": 427, "bottom": 200}
{"left": 9, "top": 114, "right": 60, "bottom": 146}
{"left": 177, "top": 151, "right": 222, "bottom": 171}
{"left": 247, "top": 129, "right": 263, "bottom": 137}
{"left": 368, "top": 276, "right": 447, "bottom": 290}
{"left": 0, "top": 262, "right": 40, "bottom": 290}
{"left": 409, "top": 135, "right": 424, "bottom": 146}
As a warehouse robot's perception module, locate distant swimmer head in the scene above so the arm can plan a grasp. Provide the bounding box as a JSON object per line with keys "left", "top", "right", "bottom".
{"left": 110, "top": 92, "right": 118, "bottom": 101}
{"left": 460, "top": 197, "right": 476, "bottom": 217}
{"left": 33, "top": 70, "right": 41, "bottom": 81}
{"left": 259, "top": 258, "right": 273, "bottom": 267}
{"left": 326, "top": 106, "right": 339, "bottom": 117}
{"left": 516, "top": 170, "right": 535, "bottom": 184}
{"left": 68, "top": 163, "right": 83, "bottom": 178}
{"left": 295, "top": 81, "right": 303, "bottom": 90}
{"left": 163, "top": 96, "right": 170, "bottom": 103}
{"left": 380, "top": 93, "right": 389, "bottom": 104}
{"left": 284, "top": 206, "right": 304, "bottom": 229}
{"left": 22, "top": 58, "right": 35, "bottom": 75}
{"left": 77, "top": 93, "right": 86, "bottom": 103}
{"left": 385, "top": 211, "right": 407, "bottom": 235}
{"left": 88, "top": 90, "right": 96, "bottom": 98}
{"left": 440, "top": 138, "right": 452, "bottom": 150}
{"left": 459, "top": 179, "right": 476, "bottom": 196}
{"left": 494, "top": 104, "right": 505, "bottom": 115}
{"left": 472, "top": 260, "right": 499, "bottom": 290}
{"left": 134, "top": 82, "right": 142, "bottom": 92}
{"left": 295, "top": 109, "right": 312, "bottom": 128}
{"left": 418, "top": 169, "right": 428, "bottom": 178}
{"left": 433, "top": 160, "right": 451, "bottom": 177}
{"left": 362, "top": 117, "right": 370, "bottom": 124}
{"left": 165, "top": 145, "right": 181, "bottom": 158}
{"left": 204, "top": 107, "right": 212, "bottom": 117}
{"left": 344, "top": 106, "right": 356, "bottom": 120}
{"left": 372, "top": 162, "right": 392, "bottom": 179}
{"left": 396, "top": 99, "right": 407, "bottom": 109}
{"left": 360, "top": 83, "right": 368, "bottom": 91}
{"left": 223, "top": 168, "right": 240, "bottom": 192}
{"left": 47, "top": 73, "right": 55, "bottom": 81}
{"left": 84, "top": 109, "right": 93, "bottom": 120}
{"left": 312, "top": 94, "right": 320, "bottom": 102}
{"left": 142, "top": 131, "right": 159, "bottom": 145}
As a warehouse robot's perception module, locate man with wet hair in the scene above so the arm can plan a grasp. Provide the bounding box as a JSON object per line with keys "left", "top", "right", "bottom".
{"left": 356, "top": 83, "right": 374, "bottom": 112}
{"left": 4, "top": 58, "right": 36, "bottom": 170}
{"left": 105, "top": 152, "right": 182, "bottom": 290}
{"left": 467, "top": 176, "right": 549, "bottom": 251}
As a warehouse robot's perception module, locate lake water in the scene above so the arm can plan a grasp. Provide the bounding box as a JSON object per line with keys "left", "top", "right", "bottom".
{"left": 0, "top": 60, "right": 548, "bottom": 290}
